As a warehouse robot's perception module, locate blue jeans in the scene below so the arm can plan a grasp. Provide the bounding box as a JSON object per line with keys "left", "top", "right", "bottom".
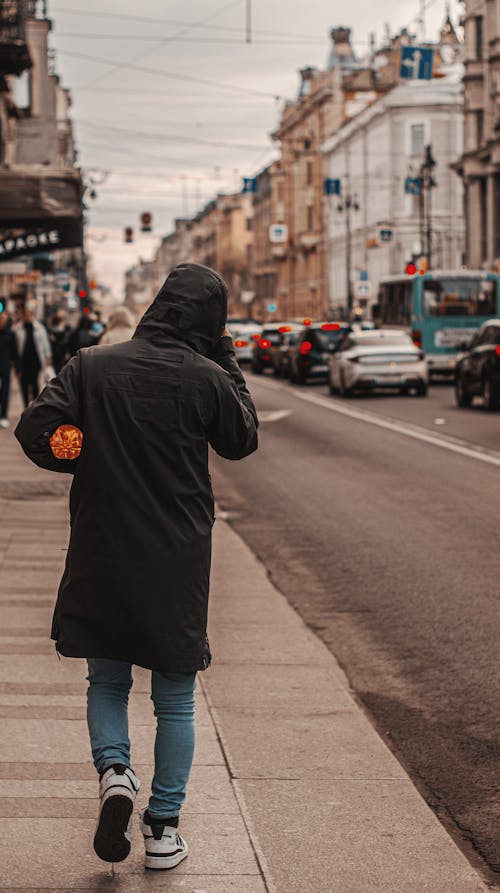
{"left": 86, "top": 658, "right": 196, "bottom": 819}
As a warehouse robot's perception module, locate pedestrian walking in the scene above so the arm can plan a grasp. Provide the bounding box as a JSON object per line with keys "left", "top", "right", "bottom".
{"left": 0, "top": 311, "right": 19, "bottom": 428}
{"left": 48, "top": 311, "right": 71, "bottom": 374}
{"left": 66, "top": 313, "right": 100, "bottom": 356}
{"left": 15, "top": 264, "right": 258, "bottom": 871}
{"left": 99, "top": 306, "right": 135, "bottom": 346}
{"left": 13, "top": 305, "right": 52, "bottom": 407}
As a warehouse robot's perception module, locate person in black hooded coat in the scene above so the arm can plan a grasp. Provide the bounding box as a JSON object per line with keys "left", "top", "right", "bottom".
{"left": 15, "top": 263, "right": 258, "bottom": 865}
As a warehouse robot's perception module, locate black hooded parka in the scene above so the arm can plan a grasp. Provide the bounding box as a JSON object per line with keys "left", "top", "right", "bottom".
{"left": 15, "top": 264, "right": 258, "bottom": 673}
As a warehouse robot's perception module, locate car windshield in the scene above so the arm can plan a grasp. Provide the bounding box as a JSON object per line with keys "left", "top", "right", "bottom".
{"left": 423, "top": 279, "right": 497, "bottom": 318}
{"left": 261, "top": 330, "right": 281, "bottom": 345}
{"left": 353, "top": 334, "right": 411, "bottom": 347}
{"left": 313, "top": 327, "right": 348, "bottom": 350}
{"left": 357, "top": 352, "right": 420, "bottom": 365}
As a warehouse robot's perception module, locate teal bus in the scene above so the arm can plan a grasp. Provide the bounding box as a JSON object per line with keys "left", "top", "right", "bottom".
{"left": 375, "top": 270, "right": 500, "bottom": 377}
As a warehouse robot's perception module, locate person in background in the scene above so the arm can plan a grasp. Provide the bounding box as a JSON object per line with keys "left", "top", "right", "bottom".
{"left": 0, "top": 311, "right": 19, "bottom": 428}
{"left": 99, "top": 307, "right": 135, "bottom": 346}
{"left": 13, "top": 305, "right": 52, "bottom": 408}
{"left": 48, "top": 311, "right": 71, "bottom": 374}
{"left": 67, "top": 313, "right": 100, "bottom": 357}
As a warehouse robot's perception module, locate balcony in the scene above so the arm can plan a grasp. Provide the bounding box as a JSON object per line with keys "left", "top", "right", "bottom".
{"left": 0, "top": 1, "right": 32, "bottom": 76}
{"left": 299, "top": 232, "right": 320, "bottom": 250}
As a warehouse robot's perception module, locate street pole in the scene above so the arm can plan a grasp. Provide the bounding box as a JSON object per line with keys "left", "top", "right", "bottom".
{"left": 423, "top": 144, "right": 436, "bottom": 270}
{"left": 345, "top": 195, "right": 353, "bottom": 322}
{"left": 246, "top": 0, "right": 252, "bottom": 43}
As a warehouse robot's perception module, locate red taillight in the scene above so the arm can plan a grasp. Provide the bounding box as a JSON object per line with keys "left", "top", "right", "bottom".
{"left": 252, "top": 333, "right": 261, "bottom": 341}
{"left": 259, "top": 339, "right": 271, "bottom": 349}
{"left": 278, "top": 325, "right": 292, "bottom": 333}
{"left": 412, "top": 330, "right": 422, "bottom": 348}
{"left": 303, "top": 318, "right": 312, "bottom": 326}
{"left": 234, "top": 339, "right": 248, "bottom": 348}
{"left": 496, "top": 345, "right": 500, "bottom": 356}
{"left": 321, "top": 323, "right": 340, "bottom": 331}
{"left": 300, "top": 340, "right": 312, "bottom": 355}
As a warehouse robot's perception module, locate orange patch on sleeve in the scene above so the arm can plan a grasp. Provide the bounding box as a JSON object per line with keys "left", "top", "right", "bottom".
{"left": 49, "top": 425, "right": 83, "bottom": 460}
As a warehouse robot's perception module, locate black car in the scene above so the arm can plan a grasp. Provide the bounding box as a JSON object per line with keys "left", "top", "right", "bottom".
{"left": 289, "top": 323, "right": 350, "bottom": 384}
{"left": 272, "top": 327, "right": 302, "bottom": 378}
{"left": 455, "top": 320, "right": 500, "bottom": 409}
{"left": 251, "top": 324, "right": 285, "bottom": 374}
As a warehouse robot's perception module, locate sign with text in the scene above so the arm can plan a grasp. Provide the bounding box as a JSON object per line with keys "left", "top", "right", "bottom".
{"left": 0, "top": 219, "right": 83, "bottom": 261}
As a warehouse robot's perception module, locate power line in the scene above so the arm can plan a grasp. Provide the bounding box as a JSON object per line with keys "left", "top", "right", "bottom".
{"left": 78, "top": 118, "right": 268, "bottom": 152}
{"left": 78, "top": 0, "right": 244, "bottom": 90}
{"left": 58, "top": 49, "right": 282, "bottom": 100}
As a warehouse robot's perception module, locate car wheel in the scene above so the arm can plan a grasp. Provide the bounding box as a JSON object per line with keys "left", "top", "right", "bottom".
{"left": 296, "top": 371, "right": 306, "bottom": 385}
{"left": 455, "top": 375, "right": 472, "bottom": 408}
{"left": 482, "top": 376, "right": 498, "bottom": 410}
{"left": 328, "top": 377, "right": 337, "bottom": 395}
{"left": 253, "top": 364, "right": 262, "bottom": 375}
{"left": 339, "top": 372, "right": 352, "bottom": 398}
{"left": 273, "top": 365, "right": 281, "bottom": 378}
{"left": 416, "top": 384, "right": 428, "bottom": 397}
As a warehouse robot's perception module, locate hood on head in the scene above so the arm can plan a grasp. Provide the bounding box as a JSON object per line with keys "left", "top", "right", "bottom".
{"left": 133, "top": 263, "right": 228, "bottom": 355}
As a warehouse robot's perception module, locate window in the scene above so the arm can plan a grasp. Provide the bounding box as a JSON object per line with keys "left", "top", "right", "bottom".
{"left": 246, "top": 218, "right": 252, "bottom": 231}
{"left": 410, "top": 123, "right": 426, "bottom": 156}
{"left": 379, "top": 283, "right": 412, "bottom": 325}
{"left": 306, "top": 161, "right": 313, "bottom": 186}
{"left": 423, "top": 279, "right": 497, "bottom": 318}
{"left": 494, "top": 174, "right": 500, "bottom": 258}
{"left": 475, "top": 16, "right": 483, "bottom": 60}
{"left": 476, "top": 110, "right": 484, "bottom": 147}
{"left": 307, "top": 205, "right": 313, "bottom": 231}
{"left": 480, "top": 176, "right": 488, "bottom": 262}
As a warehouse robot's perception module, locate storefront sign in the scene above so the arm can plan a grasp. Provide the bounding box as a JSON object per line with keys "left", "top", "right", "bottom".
{"left": 0, "top": 219, "right": 83, "bottom": 260}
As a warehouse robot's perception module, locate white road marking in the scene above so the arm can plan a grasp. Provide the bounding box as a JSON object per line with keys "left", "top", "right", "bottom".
{"left": 252, "top": 376, "right": 500, "bottom": 469}
{"left": 258, "top": 410, "right": 292, "bottom": 423}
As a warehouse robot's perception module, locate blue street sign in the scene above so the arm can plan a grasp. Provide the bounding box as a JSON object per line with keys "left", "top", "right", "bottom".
{"left": 379, "top": 228, "right": 393, "bottom": 242}
{"left": 405, "top": 177, "right": 423, "bottom": 195}
{"left": 400, "top": 46, "right": 434, "bottom": 81}
{"left": 324, "top": 178, "right": 342, "bottom": 196}
{"left": 242, "top": 177, "right": 257, "bottom": 194}
{"left": 267, "top": 303, "right": 277, "bottom": 313}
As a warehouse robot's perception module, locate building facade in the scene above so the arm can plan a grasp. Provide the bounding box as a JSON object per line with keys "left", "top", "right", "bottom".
{"left": 458, "top": 0, "right": 500, "bottom": 268}
{"left": 0, "top": 0, "right": 84, "bottom": 314}
{"left": 322, "top": 64, "right": 464, "bottom": 316}
{"left": 252, "top": 160, "right": 284, "bottom": 318}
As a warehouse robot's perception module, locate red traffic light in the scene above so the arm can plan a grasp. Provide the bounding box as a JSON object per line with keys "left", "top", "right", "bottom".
{"left": 79, "top": 289, "right": 88, "bottom": 299}
{"left": 405, "top": 262, "right": 417, "bottom": 276}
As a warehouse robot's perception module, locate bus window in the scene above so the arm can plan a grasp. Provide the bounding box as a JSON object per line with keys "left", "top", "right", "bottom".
{"left": 380, "top": 282, "right": 412, "bottom": 325}
{"left": 423, "top": 279, "right": 497, "bottom": 317}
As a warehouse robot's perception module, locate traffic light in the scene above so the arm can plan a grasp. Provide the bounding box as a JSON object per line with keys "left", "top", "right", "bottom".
{"left": 405, "top": 262, "right": 417, "bottom": 275}
{"left": 78, "top": 288, "right": 91, "bottom": 312}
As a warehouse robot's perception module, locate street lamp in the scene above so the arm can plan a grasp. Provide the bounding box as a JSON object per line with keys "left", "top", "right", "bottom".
{"left": 337, "top": 193, "right": 360, "bottom": 322}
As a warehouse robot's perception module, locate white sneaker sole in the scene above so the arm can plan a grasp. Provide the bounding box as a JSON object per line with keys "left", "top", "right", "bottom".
{"left": 145, "top": 844, "right": 188, "bottom": 871}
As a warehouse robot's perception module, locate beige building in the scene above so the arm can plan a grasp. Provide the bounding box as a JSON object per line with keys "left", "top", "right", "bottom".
{"left": 252, "top": 161, "right": 284, "bottom": 318}
{"left": 457, "top": 0, "right": 500, "bottom": 268}
{"left": 270, "top": 27, "right": 405, "bottom": 320}
{"left": 152, "top": 192, "right": 254, "bottom": 316}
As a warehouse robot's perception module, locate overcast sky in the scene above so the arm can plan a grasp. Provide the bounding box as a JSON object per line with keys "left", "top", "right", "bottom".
{"left": 48, "top": 0, "right": 461, "bottom": 295}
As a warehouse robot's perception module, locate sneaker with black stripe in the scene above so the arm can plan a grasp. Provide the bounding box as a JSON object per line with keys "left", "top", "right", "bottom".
{"left": 139, "top": 808, "right": 188, "bottom": 870}
{"left": 93, "top": 764, "right": 141, "bottom": 863}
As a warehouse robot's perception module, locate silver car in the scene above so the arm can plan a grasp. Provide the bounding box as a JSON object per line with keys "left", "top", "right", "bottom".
{"left": 328, "top": 329, "right": 429, "bottom": 397}
{"left": 228, "top": 324, "right": 262, "bottom": 365}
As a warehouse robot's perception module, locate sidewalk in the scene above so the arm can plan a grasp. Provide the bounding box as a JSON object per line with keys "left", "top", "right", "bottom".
{"left": 0, "top": 392, "right": 490, "bottom": 893}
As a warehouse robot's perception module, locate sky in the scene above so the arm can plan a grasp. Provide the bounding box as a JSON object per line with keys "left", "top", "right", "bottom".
{"left": 47, "top": 0, "right": 462, "bottom": 299}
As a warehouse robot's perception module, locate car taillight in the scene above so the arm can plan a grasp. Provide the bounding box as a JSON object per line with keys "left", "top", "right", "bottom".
{"left": 252, "top": 333, "right": 261, "bottom": 341}
{"left": 299, "top": 341, "right": 312, "bottom": 355}
{"left": 234, "top": 339, "right": 248, "bottom": 348}
{"left": 412, "top": 330, "right": 422, "bottom": 348}
{"left": 495, "top": 345, "right": 500, "bottom": 356}
{"left": 259, "top": 339, "right": 271, "bottom": 349}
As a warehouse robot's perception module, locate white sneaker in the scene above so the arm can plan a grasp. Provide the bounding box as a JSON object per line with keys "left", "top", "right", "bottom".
{"left": 0, "top": 419, "right": 9, "bottom": 429}
{"left": 139, "top": 808, "right": 188, "bottom": 870}
{"left": 93, "top": 764, "right": 141, "bottom": 863}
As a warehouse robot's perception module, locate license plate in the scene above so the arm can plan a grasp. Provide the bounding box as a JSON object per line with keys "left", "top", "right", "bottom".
{"left": 379, "top": 375, "right": 401, "bottom": 384}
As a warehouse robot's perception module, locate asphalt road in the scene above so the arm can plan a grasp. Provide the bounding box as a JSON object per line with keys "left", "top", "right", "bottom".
{"left": 210, "top": 373, "right": 500, "bottom": 883}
